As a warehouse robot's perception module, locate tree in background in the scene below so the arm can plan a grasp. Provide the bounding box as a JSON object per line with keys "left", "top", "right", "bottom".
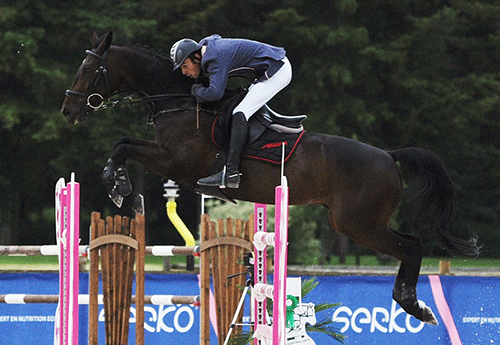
{"left": 1, "top": 0, "right": 499, "bottom": 258}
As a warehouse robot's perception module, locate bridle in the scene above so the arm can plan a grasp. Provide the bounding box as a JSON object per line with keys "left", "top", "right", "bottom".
{"left": 65, "top": 50, "right": 112, "bottom": 110}
{"left": 64, "top": 47, "right": 214, "bottom": 126}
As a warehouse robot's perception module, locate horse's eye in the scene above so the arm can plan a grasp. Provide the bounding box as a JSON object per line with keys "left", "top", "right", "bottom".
{"left": 83, "top": 67, "right": 92, "bottom": 74}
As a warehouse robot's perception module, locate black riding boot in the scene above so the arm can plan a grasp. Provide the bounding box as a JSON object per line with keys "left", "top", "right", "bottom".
{"left": 198, "top": 112, "right": 248, "bottom": 188}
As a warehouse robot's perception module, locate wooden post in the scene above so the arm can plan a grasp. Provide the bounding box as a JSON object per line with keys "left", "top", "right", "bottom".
{"left": 135, "top": 213, "right": 145, "bottom": 345}
{"left": 89, "top": 212, "right": 100, "bottom": 345}
{"left": 200, "top": 215, "right": 253, "bottom": 345}
{"left": 200, "top": 214, "right": 211, "bottom": 345}
{"left": 88, "top": 212, "right": 144, "bottom": 345}
{"left": 439, "top": 260, "right": 451, "bottom": 275}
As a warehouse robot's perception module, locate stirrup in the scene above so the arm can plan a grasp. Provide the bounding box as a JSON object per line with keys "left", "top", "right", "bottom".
{"left": 197, "top": 167, "right": 241, "bottom": 189}
{"left": 225, "top": 172, "right": 241, "bottom": 189}
{"left": 197, "top": 170, "right": 225, "bottom": 188}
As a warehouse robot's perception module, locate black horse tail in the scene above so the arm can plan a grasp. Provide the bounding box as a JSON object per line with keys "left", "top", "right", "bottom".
{"left": 388, "top": 147, "right": 480, "bottom": 257}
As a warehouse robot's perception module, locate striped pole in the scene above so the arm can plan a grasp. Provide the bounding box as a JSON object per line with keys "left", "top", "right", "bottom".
{"left": 68, "top": 173, "right": 79, "bottom": 345}
{"left": 252, "top": 181, "right": 289, "bottom": 344}
{"left": 252, "top": 142, "right": 289, "bottom": 345}
{"left": 55, "top": 173, "right": 80, "bottom": 345}
{"left": 54, "top": 178, "right": 63, "bottom": 345}
{"left": 253, "top": 203, "right": 268, "bottom": 345}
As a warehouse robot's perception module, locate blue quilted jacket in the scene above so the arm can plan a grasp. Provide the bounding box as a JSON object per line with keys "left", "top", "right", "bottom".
{"left": 192, "top": 34, "right": 286, "bottom": 102}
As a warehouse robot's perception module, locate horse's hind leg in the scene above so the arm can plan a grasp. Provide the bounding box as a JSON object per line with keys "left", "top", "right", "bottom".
{"left": 390, "top": 230, "right": 438, "bottom": 325}
{"left": 374, "top": 229, "right": 438, "bottom": 325}
{"left": 331, "top": 206, "right": 438, "bottom": 324}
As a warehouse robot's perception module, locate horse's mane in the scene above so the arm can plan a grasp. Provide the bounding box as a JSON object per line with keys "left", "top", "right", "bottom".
{"left": 109, "top": 42, "right": 192, "bottom": 94}
{"left": 91, "top": 32, "right": 172, "bottom": 68}
{"left": 128, "top": 44, "right": 170, "bottom": 62}
{"left": 117, "top": 43, "right": 174, "bottom": 69}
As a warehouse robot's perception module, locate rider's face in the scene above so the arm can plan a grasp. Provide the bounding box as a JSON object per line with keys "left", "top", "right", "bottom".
{"left": 180, "top": 57, "right": 201, "bottom": 79}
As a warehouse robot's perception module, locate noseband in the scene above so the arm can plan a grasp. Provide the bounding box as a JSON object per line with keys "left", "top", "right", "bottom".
{"left": 65, "top": 50, "right": 111, "bottom": 110}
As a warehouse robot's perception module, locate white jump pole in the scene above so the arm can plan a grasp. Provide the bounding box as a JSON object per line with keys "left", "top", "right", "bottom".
{"left": 0, "top": 245, "right": 198, "bottom": 257}
{"left": 0, "top": 294, "right": 200, "bottom": 305}
{"left": 273, "top": 174, "right": 288, "bottom": 345}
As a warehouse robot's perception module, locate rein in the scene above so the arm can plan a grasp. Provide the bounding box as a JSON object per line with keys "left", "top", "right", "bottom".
{"left": 147, "top": 104, "right": 218, "bottom": 126}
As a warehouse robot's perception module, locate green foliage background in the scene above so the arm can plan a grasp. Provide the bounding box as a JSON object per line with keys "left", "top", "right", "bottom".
{"left": 1, "top": 0, "right": 499, "bottom": 258}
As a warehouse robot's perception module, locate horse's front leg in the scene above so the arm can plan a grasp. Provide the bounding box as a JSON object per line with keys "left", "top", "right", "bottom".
{"left": 102, "top": 136, "right": 167, "bottom": 207}
{"left": 102, "top": 137, "right": 155, "bottom": 185}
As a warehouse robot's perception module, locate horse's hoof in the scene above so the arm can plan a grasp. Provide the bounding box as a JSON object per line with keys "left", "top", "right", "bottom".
{"left": 419, "top": 301, "right": 439, "bottom": 325}
{"left": 397, "top": 297, "right": 440, "bottom": 326}
{"left": 102, "top": 159, "right": 115, "bottom": 184}
{"left": 394, "top": 285, "right": 439, "bottom": 325}
{"left": 109, "top": 186, "right": 124, "bottom": 208}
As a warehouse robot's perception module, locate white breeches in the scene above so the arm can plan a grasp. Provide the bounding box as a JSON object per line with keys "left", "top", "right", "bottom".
{"left": 233, "top": 57, "right": 292, "bottom": 120}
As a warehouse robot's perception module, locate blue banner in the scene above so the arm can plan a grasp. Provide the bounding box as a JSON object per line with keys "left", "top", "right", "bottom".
{"left": 0, "top": 273, "right": 498, "bottom": 344}
{"left": 304, "top": 275, "right": 500, "bottom": 344}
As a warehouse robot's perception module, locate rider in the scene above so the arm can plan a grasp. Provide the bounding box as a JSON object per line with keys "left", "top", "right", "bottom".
{"left": 170, "top": 34, "right": 292, "bottom": 188}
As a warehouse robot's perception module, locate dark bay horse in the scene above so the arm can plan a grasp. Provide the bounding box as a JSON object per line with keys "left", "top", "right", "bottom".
{"left": 61, "top": 31, "right": 479, "bottom": 325}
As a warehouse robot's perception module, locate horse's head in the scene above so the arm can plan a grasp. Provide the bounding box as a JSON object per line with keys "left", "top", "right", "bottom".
{"left": 61, "top": 31, "right": 116, "bottom": 124}
{"left": 62, "top": 31, "right": 194, "bottom": 124}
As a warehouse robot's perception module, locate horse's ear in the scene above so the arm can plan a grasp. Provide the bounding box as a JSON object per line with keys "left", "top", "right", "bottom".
{"left": 104, "top": 31, "right": 113, "bottom": 50}
{"left": 94, "top": 31, "right": 113, "bottom": 54}
{"left": 90, "top": 30, "right": 99, "bottom": 45}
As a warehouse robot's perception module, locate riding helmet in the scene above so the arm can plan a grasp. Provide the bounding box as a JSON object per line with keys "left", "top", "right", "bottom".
{"left": 170, "top": 38, "right": 201, "bottom": 70}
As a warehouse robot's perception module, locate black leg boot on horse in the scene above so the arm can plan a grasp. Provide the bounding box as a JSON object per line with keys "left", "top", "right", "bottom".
{"left": 101, "top": 158, "right": 133, "bottom": 208}
{"left": 389, "top": 230, "right": 439, "bottom": 325}
{"left": 198, "top": 112, "right": 248, "bottom": 188}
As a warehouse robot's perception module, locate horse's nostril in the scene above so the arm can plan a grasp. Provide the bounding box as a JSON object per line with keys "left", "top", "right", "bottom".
{"left": 61, "top": 107, "right": 70, "bottom": 117}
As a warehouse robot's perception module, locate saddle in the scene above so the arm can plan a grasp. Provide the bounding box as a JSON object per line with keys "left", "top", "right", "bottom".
{"left": 209, "top": 90, "right": 307, "bottom": 165}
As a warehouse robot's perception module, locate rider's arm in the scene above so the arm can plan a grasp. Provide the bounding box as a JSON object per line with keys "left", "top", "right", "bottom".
{"left": 191, "top": 59, "right": 228, "bottom": 103}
